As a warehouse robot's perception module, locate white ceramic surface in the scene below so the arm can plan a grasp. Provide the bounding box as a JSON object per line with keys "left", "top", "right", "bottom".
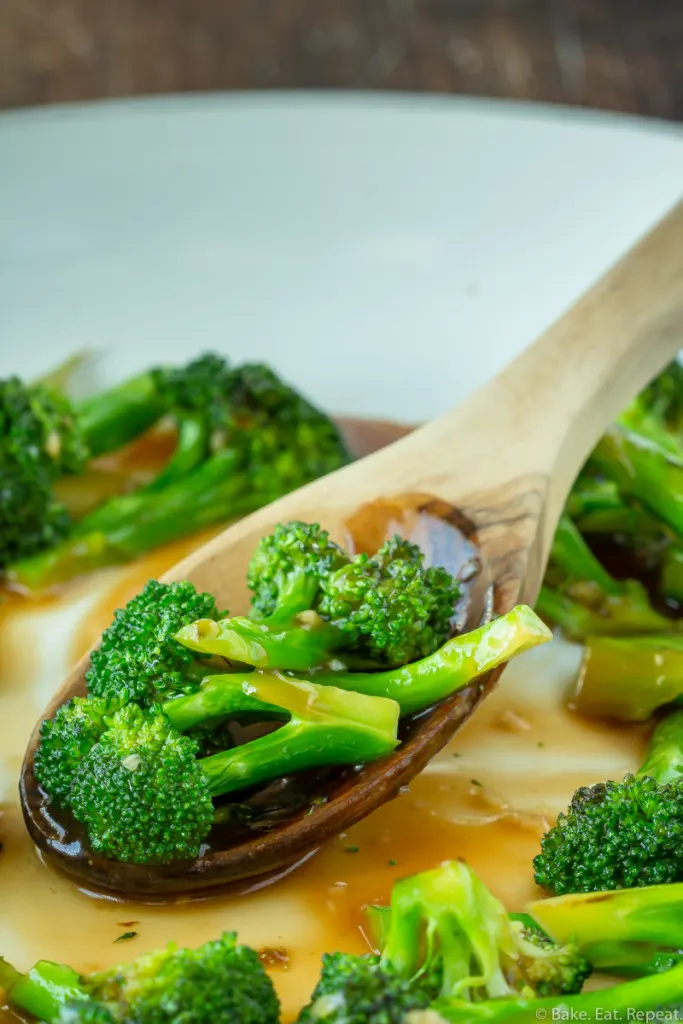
{"left": 2, "top": 93, "right": 683, "bottom": 420}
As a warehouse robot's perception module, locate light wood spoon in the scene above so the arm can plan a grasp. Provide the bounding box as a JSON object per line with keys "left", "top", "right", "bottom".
{"left": 21, "top": 199, "right": 683, "bottom": 899}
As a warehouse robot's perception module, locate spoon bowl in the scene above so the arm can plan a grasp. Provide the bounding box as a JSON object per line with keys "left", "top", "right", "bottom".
{"left": 20, "top": 198, "right": 683, "bottom": 897}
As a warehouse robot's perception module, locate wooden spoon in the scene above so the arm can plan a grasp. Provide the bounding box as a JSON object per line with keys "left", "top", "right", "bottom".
{"left": 21, "top": 199, "right": 683, "bottom": 899}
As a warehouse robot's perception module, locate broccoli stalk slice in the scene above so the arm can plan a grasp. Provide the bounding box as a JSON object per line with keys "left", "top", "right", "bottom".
{"left": 162, "top": 673, "right": 287, "bottom": 731}
{"left": 7, "top": 449, "right": 269, "bottom": 590}
{"left": 197, "top": 674, "right": 400, "bottom": 796}
{"left": 76, "top": 372, "right": 166, "bottom": 458}
{"left": 528, "top": 881, "right": 683, "bottom": 976}
{"left": 535, "top": 583, "right": 671, "bottom": 640}
{"left": 573, "top": 633, "right": 683, "bottom": 722}
{"left": 537, "top": 515, "right": 672, "bottom": 640}
{"left": 299, "top": 606, "right": 551, "bottom": 715}
{"left": 0, "top": 958, "right": 85, "bottom": 1023}
{"left": 550, "top": 516, "right": 621, "bottom": 595}
{"left": 592, "top": 424, "right": 683, "bottom": 540}
{"left": 637, "top": 710, "right": 683, "bottom": 783}
{"left": 176, "top": 613, "right": 344, "bottom": 672}
{"left": 429, "top": 962, "right": 683, "bottom": 1024}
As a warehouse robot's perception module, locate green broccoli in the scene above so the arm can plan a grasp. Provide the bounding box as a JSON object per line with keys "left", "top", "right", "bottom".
{"left": 528, "top": 880, "right": 683, "bottom": 979}
{"left": 571, "top": 632, "right": 683, "bottom": 722}
{"left": 534, "top": 709, "right": 683, "bottom": 894}
{"left": 85, "top": 579, "right": 224, "bottom": 706}
{"left": 39, "top": 673, "right": 399, "bottom": 864}
{"left": 0, "top": 377, "right": 90, "bottom": 568}
{"left": 177, "top": 528, "right": 462, "bottom": 671}
{"left": 298, "top": 861, "right": 590, "bottom": 1024}
{"left": 0, "top": 931, "right": 279, "bottom": 1024}
{"left": 535, "top": 515, "right": 672, "bottom": 640}
{"left": 9, "top": 362, "right": 351, "bottom": 590}
{"left": 298, "top": 604, "right": 551, "bottom": 714}
{"left": 247, "top": 521, "right": 349, "bottom": 626}
{"left": 177, "top": 605, "right": 551, "bottom": 711}
{"left": 425, "top": 963, "right": 683, "bottom": 1023}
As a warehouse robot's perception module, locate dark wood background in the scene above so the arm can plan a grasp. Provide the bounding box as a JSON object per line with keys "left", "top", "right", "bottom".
{"left": 1, "top": 0, "right": 682, "bottom": 118}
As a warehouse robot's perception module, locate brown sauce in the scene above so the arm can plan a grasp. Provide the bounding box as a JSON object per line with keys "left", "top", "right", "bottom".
{"left": 0, "top": 416, "right": 646, "bottom": 1021}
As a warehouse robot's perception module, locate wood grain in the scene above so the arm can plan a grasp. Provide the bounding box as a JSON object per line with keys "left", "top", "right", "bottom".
{"left": 20, "top": 197, "right": 683, "bottom": 897}
{"left": 1, "top": 1, "right": 682, "bottom": 119}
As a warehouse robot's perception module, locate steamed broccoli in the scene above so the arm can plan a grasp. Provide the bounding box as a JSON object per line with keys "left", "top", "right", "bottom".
{"left": 426, "top": 964, "right": 683, "bottom": 1023}
{"left": 534, "top": 709, "right": 683, "bottom": 894}
{"left": 571, "top": 633, "right": 683, "bottom": 722}
{"left": 0, "top": 931, "right": 279, "bottom": 1024}
{"left": 0, "top": 377, "right": 89, "bottom": 568}
{"left": 536, "top": 515, "right": 671, "bottom": 640}
{"left": 528, "top": 880, "right": 683, "bottom": 979}
{"left": 177, "top": 527, "right": 462, "bottom": 671}
{"left": 247, "top": 521, "right": 349, "bottom": 626}
{"left": 38, "top": 674, "right": 400, "bottom": 864}
{"left": 85, "top": 579, "right": 224, "bottom": 706}
{"left": 298, "top": 861, "right": 590, "bottom": 1024}
{"left": 10, "top": 361, "right": 351, "bottom": 590}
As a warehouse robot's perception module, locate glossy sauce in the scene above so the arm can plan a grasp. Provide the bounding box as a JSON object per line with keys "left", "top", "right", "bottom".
{"left": 0, "top": 418, "right": 646, "bottom": 1021}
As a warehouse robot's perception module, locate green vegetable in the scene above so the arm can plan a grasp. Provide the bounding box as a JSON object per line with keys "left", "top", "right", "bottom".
{"left": 179, "top": 530, "right": 462, "bottom": 671}
{"left": 9, "top": 362, "right": 350, "bottom": 590}
{"left": 529, "top": 881, "right": 683, "bottom": 979}
{"left": 425, "top": 962, "right": 683, "bottom": 1023}
{"left": 299, "top": 605, "right": 551, "bottom": 714}
{"left": 534, "top": 709, "right": 683, "bottom": 894}
{"left": 85, "top": 579, "right": 224, "bottom": 706}
{"left": 572, "top": 633, "right": 683, "bottom": 722}
{"left": 298, "top": 861, "right": 590, "bottom": 1024}
{"left": 39, "top": 674, "right": 399, "bottom": 864}
{"left": 535, "top": 515, "right": 671, "bottom": 640}
{"left": 0, "top": 931, "right": 279, "bottom": 1024}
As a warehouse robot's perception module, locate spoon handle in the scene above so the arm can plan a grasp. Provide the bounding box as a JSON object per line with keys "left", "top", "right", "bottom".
{"left": 416, "top": 197, "right": 683, "bottom": 557}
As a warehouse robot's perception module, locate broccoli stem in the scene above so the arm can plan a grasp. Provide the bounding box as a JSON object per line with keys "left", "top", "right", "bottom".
{"left": 528, "top": 880, "right": 683, "bottom": 976}
{"left": 176, "top": 614, "right": 343, "bottom": 672}
{"left": 550, "top": 516, "right": 621, "bottom": 595}
{"left": 566, "top": 477, "right": 639, "bottom": 535}
{"left": 196, "top": 674, "right": 400, "bottom": 795}
{"left": 637, "top": 710, "right": 683, "bottom": 784}
{"left": 432, "top": 963, "right": 683, "bottom": 1023}
{"left": 162, "top": 674, "right": 287, "bottom": 731}
{"left": 76, "top": 372, "right": 166, "bottom": 458}
{"left": 140, "top": 415, "right": 209, "bottom": 493}
{"left": 303, "top": 605, "right": 551, "bottom": 715}
{"left": 0, "top": 959, "right": 85, "bottom": 1023}
{"left": 536, "top": 582, "right": 673, "bottom": 641}
{"left": 592, "top": 425, "right": 683, "bottom": 540}
{"left": 574, "top": 634, "right": 683, "bottom": 722}
{"left": 7, "top": 450, "right": 275, "bottom": 590}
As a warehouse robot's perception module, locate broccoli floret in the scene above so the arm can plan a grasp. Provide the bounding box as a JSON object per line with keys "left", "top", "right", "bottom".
{"left": 247, "top": 521, "right": 349, "bottom": 625}
{"left": 10, "top": 361, "right": 350, "bottom": 590}
{"left": 298, "top": 951, "right": 437, "bottom": 1024}
{"left": 86, "top": 579, "right": 223, "bottom": 706}
{"left": 317, "top": 538, "right": 460, "bottom": 667}
{"left": 0, "top": 932, "right": 279, "bottom": 1024}
{"left": 534, "top": 710, "right": 683, "bottom": 894}
{"left": 299, "top": 862, "right": 590, "bottom": 1024}
{"left": 33, "top": 693, "right": 127, "bottom": 806}
{"left": 47, "top": 674, "right": 399, "bottom": 865}
{"left": 0, "top": 377, "right": 89, "bottom": 568}
{"left": 178, "top": 529, "right": 463, "bottom": 672}
{"left": 69, "top": 703, "right": 215, "bottom": 864}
